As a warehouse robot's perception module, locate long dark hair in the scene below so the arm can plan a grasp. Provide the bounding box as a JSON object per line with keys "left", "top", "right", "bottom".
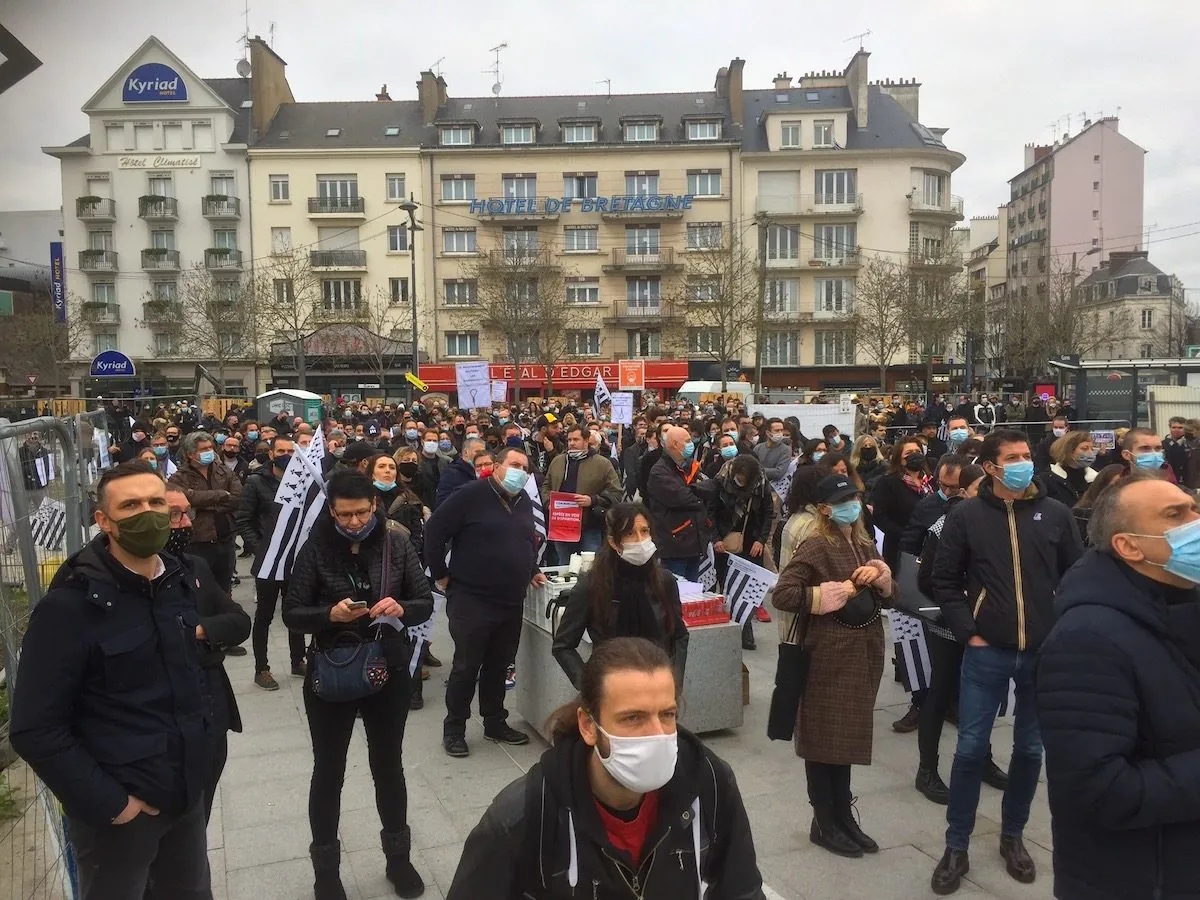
{"left": 585, "top": 502, "right": 675, "bottom": 638}
{"left": 546, "top": 637, "right": 673, "bottom": 744}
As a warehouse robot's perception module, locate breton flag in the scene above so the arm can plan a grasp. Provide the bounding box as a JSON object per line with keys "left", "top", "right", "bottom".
{"left": 698, "top": 542, "right": 718, "bottom": 590}
{"left": 253, "top": 429, "right": 328, "bottom": 582}
{"left": 407, "top": 588, "right": 446, "bottom": 677}
{"left": 888, "top": 610, "right": 933, "bottom": 694}
{"left": 523, "top": 471, "right": 548, "bottom": 563}
{"left": 594, "top": 372, "right": 612, "bottom": 408}
{"left": 769, "top": 457, "right": 798, "bottom": 503}
{"left": 30, "top": 496, "right": 67, "bottom": 552}
{"left": 723, "top": 554, "right": 778, "bottom": 626}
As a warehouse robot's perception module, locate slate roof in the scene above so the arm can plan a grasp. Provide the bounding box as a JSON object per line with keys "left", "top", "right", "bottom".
{"left": 1078, "top": 252, "right": 1173, "bottom": 297}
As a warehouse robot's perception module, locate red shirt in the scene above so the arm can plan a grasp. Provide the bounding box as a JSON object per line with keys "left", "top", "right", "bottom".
{"left": 593, "top": 790, "right": 661, "bottom": 867}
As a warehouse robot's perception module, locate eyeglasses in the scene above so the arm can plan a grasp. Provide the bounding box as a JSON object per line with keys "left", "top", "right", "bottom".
{"left": 332, "top": 507, "right": 374, "bottom": 524}
{"left": 168, "top": 508, "right": 193, "bottom": 524}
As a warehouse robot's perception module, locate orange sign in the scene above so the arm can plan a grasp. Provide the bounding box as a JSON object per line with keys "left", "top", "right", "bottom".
{"left": 618, "top": 359, "right": 645, "bottom": 391}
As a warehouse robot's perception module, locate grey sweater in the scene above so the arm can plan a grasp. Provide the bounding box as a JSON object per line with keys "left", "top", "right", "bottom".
{"left": 754, "top": 440, "right": 793, "bottom": 481}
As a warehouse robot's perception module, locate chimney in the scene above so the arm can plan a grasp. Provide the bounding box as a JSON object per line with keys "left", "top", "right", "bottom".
{"left": 248, "top": 35, "right": 295, "bottom": 142}
{"left": 727, "top": 57, "right": 745, "bottom": 125}
{"left": 773, "top": 71, "right": 791, "bottom": 91}
{"left": 376, "top": 83, "right": 392, "bottom": 102}
{"left": 416, "top": 70, "right": 445, "bottom": 125}
{"left": 843, "top": 49, "right": 870, "bottom": 128}
{"left": 437, "top": 75, "right": 448, "bottom": 107}
{"left": 714, "top": 65, "right": 730, "bottom": 99}
{"left": 876, "top": 76, "right": 920, "bottom": 121}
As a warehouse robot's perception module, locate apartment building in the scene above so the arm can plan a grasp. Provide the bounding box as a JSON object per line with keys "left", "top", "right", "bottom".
{"left": 43, "top": 35, "right": 294, "bottom": 396}
{"left": 1076, "top": 250, "right": 1186, "bottom": 360}
{"left": 964, "top": 210, "right": 1009, "bottom": 387}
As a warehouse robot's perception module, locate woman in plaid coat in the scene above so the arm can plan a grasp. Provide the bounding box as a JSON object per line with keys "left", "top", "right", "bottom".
{"left": 773, "top": 474, "right": 895, "bottom": 860}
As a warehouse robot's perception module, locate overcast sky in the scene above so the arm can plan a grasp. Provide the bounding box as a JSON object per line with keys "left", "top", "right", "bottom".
{"left": 3, "top": 0, "right": 1199, "bottom": 290}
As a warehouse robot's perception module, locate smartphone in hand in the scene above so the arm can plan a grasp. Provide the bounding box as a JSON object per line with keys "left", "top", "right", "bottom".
{"left": 346, "top": 600, "right": 370, "bottom": 610}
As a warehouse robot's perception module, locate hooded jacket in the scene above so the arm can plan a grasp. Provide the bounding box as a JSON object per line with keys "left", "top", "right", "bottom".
{"left": 1036, "top": 551, "right": 1200, "bottom": 899}
{"left": 447, "top": 727, "right": 764, "bottom": 900}
{"left": 9, "top": 538, "right": 214, "bottom": 825}
{"left": 931, "top": 476, "right": 1082, "bottom": 650}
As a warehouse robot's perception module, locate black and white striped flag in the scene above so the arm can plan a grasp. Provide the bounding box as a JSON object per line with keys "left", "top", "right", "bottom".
{"left": 698, "top": 542, "right": 717, "bottom": 590}
{"left": 254, "top": 429, "right": 328, "bottom": 582}
{"left": 888, "top": 610, "right": 933, "bottom": 694}
{"left": 723, "top": 554, "right": 778, "bottom": 626}
{"left": 30, "top": 496, "right": 67, "bottom": 552}
{"left": 523, "top": 472, "right": 548, "bottom": 563}
{"left": 594, "top": 372, "right": 611, "bottom": 408}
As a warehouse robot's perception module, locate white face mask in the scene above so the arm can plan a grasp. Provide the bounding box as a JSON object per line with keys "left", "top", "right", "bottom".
{"left": 593, "top": 720, "right": 678, "bottom": 794}
{"left": 618, "top": 537, "right": 656, "bottom": 567}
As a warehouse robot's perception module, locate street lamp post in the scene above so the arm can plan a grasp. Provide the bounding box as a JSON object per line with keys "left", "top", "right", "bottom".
{"left": 399, "top": 195, "right": 424, "bottom": 404}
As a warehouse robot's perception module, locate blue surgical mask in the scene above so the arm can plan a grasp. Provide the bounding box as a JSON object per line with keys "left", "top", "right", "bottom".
{"left": 1076, "top": 453, "right": 1097, "bottom": 466}
{"left": 949, "top": 428, "right": 969, "bottom": 444}
{"left": 499, "top": 417, "right": 509, "bottom": 425}
{"left": 439, "top": 439, "right": 453, "bottom": 452}
{"left": 1134, "top": 451, "right": 1165, "bottom": 470}
{"left": 334, "top": 514, "right": 377, "bottom": 542}
{"left": 148, "top": 459, "right": 158, "bottom": 471}
{"left": 423, "top": 440, "right": 439, "bottom": 454}
{"left": 373, "top": 480, "right": 396, "bottom": 491}
{"left": 152, "top": 446, "right": 168, "bottom": 457}
{"left": 405, "top": 429, "right": 419, "bottom": 440}
{"left": 811, "top": 451, "right": 825, "bottom": 463}
{"left": 214, "top": 433, "right": 227, "bottom": 445}
{"left": 198, "top": 450, "right": 216, "bottom": 466}
{"left": 997, "top": 459, "right": 1034, "bottom": 491}
{"left": 501, "top": 467, "right": 529, "bottom": 494}
{"left": 680, "top": 442, "right": 695, "bottom": 460}
{"left": 246, "top": 431, "right": 259, "bottom": 441}
{"left": 1128, "top": 518, "right": 1200, "bottom": 583}
{"left": 829, "top": 499, "right": 862, "bottom": 526}
{"left": 720, "top": 445, "right": 738, "bottom": 459}
{"left": 725, "top": 431, "right": 739, "bottom": 440}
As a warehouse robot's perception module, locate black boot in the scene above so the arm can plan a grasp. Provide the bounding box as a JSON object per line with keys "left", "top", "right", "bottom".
{"left": 410, "top": 677, "right": 424, "bottom": 710}
{"left": 806, "top": 762, "right": 862, "bottom": 858}
{"left": 309, "top": 842, "right": 348, "bottom": 900}
{"left": 832, "top": 766, "right": 878, "bottom": 853}
{"left": 915, "top": 766, "right": 950, "bottom": 804}
{"left": 381, "top": 827, "right": 425, "bottom": 898}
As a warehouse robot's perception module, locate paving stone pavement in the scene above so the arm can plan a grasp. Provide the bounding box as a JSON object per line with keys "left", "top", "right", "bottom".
{"left": 214, "top": 576, "right": 1056, "bottom": 900}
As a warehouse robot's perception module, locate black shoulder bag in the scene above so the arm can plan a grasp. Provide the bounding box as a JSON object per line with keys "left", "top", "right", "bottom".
{"left": 767, "top": 612, "right": 811, "bottom": 741}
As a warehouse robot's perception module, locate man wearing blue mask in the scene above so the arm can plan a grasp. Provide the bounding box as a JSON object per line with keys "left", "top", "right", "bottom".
{"left": 1121, "top": 428, "right": 1172, "bottom": 479}
{"left": 1036, "top": 473, "right": 1200, "bottom": 900}
{"left": 929, "top": 429, "right": 1082, "bottom": 894}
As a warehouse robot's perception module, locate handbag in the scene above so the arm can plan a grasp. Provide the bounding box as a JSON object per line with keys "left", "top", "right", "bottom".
{"left": 309, "top": 534, "right": 393, "bottom": 703}
{"left": 723, "top": 514, "right": 749, "bottom": 555}
{"left": 767, "top": 613, "right": 810, "bottom": 741}
{"left": 833, "top": 586, "right": 881, "bottom": 629}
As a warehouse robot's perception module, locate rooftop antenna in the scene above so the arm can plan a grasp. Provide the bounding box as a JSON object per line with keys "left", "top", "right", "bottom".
{"left": 843, "top": 29, "right": 872, "bottom": 50}
{"left": 430, "top": 57, "right": 445, "bottom": 78}
{"left": 597, "top": 78, "right": 611, "bottom": 100}
{"left": 483, "top": 42, "right": 508, "bottom": 99}
{"left": 268, "top": 21, "right": 276, "bottom": 48}
{"left": 1145, "top": 221, "right": 1158, "bottom": 250}
{"left": 235, "top": 0, "right": 251, "bottom": 70}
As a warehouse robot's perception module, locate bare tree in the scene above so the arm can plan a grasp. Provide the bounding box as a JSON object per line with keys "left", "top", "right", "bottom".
{"left": 255, "top": 249, "right": 324, "bottom": 390}
{"left": 165, "top": 262, "right": 260, "bottom": 390}
{"left": 3, "top": 289, "right": 88, "bottom": 393}
{"left": 849, "top": 254, "right": 913, "bottom": 390}
{"left": 356, "top": 286, "right": 413, "bottom": 397}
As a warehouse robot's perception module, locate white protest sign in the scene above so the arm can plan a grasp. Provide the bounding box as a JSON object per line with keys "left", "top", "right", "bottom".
{"left": 491, "top": 380, "right": 508, "bottom": 403}
{"left": 610, "top": 392, "right": 634, "bottom": 426}
{"left": 455, "top": 361, "right": 492, "bottom": 409}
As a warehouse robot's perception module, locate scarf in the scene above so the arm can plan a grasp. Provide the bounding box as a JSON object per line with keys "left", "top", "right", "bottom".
{"left": 613, "top": 557, "right": 664, "bottom": 643}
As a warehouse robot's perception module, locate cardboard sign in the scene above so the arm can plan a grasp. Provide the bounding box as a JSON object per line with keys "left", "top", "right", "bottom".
{"left": 547, "top": 491, "right": 583, "bottom": 543}
{"left": 455, "top": 361, "right": 492, "bottom": 409}
{"left": 491, "top": 380, "right": 508, "bottom": 403}
{"left": 610, "top": 392, "right": 634, "bottom": 425}
{"left": 1091, "top": 430, "right": 1116, "bottom": 452}
{"left": 618, "top": 359, "right": 645, "bottom": 391}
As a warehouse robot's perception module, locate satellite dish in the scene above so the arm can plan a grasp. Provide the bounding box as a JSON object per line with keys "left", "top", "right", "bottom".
{"left": 491, "top": 82, "right": 502, "bottom": 96}
{"left": 236, "top": 58, "right": 252, "bottom": 78}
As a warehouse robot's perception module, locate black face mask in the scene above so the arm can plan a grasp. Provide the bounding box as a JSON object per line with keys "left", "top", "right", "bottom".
{"left": 860, "top": 447, "right": 877, "bottom": 462}
{"left": 398, "top": 461, "right": 419, "bottom": 479}
{"left": 255, "top": 450, "right": 270, "bottom": 465}
{"left": 904, "top": 454, "right": 925, "bottom": 472}
{"left": 165, "top": 526, "right": 193, "bottom": 557}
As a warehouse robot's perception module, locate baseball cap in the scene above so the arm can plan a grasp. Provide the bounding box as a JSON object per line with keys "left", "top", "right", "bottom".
{"left": 815, "top": 474, "right": 860, "bottom": 505}
{"left": 536, "top": 413, "right": 558, "bottom": 428}
{"left": 341, "top": 442, "right": 376, "bottom": 464}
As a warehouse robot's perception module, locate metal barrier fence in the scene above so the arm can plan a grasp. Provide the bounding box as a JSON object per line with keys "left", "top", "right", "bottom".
{"left": 0, "top": 411, "right": 108, "bottom": 900}
{"left": 873, "top": 418, "right": 1133, "bottom": 446}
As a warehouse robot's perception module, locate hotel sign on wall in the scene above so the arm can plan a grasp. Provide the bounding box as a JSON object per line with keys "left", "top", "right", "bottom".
{"left": 468, "top": 194, "right": 694, "bottom": 216}
{"left": 122, "top": 63, "right": 188, "bottom": 103}
{"left": 119, "top": 155, "right": 201, "bottom": 169}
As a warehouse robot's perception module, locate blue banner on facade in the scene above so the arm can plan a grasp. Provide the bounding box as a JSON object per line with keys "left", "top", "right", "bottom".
{"left": 50, "top": 241, "right": 66, "bottom": 323}
{"left": 122, "top": 63, "right": 188, "bottom": 103}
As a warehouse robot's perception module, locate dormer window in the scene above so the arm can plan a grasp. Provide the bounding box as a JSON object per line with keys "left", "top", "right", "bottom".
{"left": 563, "top": 123, "right": 596, "bottom": 144}
{"left": 624, "top": 122, "right": 658, "bottom": 143}
{"left": 687, "top": 120, "right": 721, "bottom": 141}
{"left": 325, "top": 128, "right": 341, "bottom": 137}
{"left": 501, "top": 124, "right": 536, "bottom": 145}
{"left": 440, "top": 126, "right": 475, "bottom": 146}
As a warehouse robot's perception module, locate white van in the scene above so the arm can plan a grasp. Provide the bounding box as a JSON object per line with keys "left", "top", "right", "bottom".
{"left": 675, "top": 381, "right": 753, "bottom": 403}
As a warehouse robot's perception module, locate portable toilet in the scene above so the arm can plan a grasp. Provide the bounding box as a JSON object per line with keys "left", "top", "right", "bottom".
{"left": 257, "top": 389, "right": 323, "bottom": 426}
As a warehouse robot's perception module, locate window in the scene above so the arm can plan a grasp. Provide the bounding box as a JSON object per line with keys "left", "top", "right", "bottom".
{"left": 1094, "top": 154, "right": 1101, "bottom": 162}
{"left": 815, "top": 278, "right": 853, "bottom": 314}
{"left": 505, "top": 281, "right": 538, "bottom": 308}
{"left": 563, "top": 174, "right": 597, "bottom": 199}
{"left": 923, "top": 172, "right": 946, "bottom": 208}
{"left": 1093, "top": 180, "right": 1100, "bottom": 191}
{"left": 686, "top": 223, "right": 722, "bottom": 250}
{"left": 627, "top": 278, "right": 661, "bottom": 305}
{"left": 624, "top": 173, "right": 659, "bottom": 196}
{"left": 271, "top": 227, "right": 292, "bottom": 254}
{"left": 322, "top": 279, "right": 362, "bottom": 311}
{"left": 212, "top": 229, "right": 237, "bottom": 250}
{"left": 566, "top": 280, "right": 600, "bottom": 304}
{"left": 813, "top": 120, "right": 834, "bottom": 147}
{"left": 134, "top": 124, "right": 154, "bottom": 152}
{"left": 563, "top": 124, "right": 596, "bottom": 144}
{"left": 150, "top": 230, "right": 175, "bottom": 250}
{"left": 1092, "top": 209, "right": 1100, "bottom": 220}
{"left": 624, "top": 122, "right": 658, "bottom": 142}
{"left": 153, "top": 332, "right": 179, "bottom": 355}
{"left": 148, "top": 175, "right": 173, "bottom": 197}
{"left": 386, "top": 174, "right": 406, "bottom": 201}
{"left": 687, "top": 120, "right": 721, "bottom": 141}
{"left": 687, "top": 171, "right": 721, "bottom": 196}
{"left": 152, "top": 281, "right": 177, "bottom": 303}
{"left": 272, "top": 279, "right": 293, "bottom": 303}
{"left": 627, "top": 330, "right": 661, "bottom": 357}
{"left": 689, "top": 279, "right": 719, "bottom": 302}
{"left": 502, "top": 176, "right": 537, "bottom": 199}
{"left": 325, "top": 128, "right": 341, "bottom": 138}
{"left": 764, "top": 279, "right": 799, "bottom": 315}
{"left": 814, "top": 330, "right": 854, "bottom": 365}
{"left": 626, "top": 225, "right": 661, "bottom": 255}
{"left": 443, "top": 229, "right": 477, "bottom": 254}
{"left": 92, "top": 282, "right": 115, "bottom": 305}
{"left": 564, "top": 227, "right": 598, "bottom": 252}
{"left": 105, "top": 124, "right": 125, "bottom": 152}
{"left": 508, "top": 334, "right": 540, "bottom": 358}
{"left": 387, "top": 225, "right": 409, "bottom": 252}
{"left": 384, "top": 126, "right": 401, "bottom": 137}
{"left": 502, "top": 228, "right": 538, "bottom": 252}
{"left": 269, "top": 175, "right": 289, "bottom": 202}
{"left": 210, "top": 174, "right": 235, "bottom": 197}
{"left": 317, "top": 176, "right": 358, "bottom": 202}
{"left": 441, "top": 176, "right": 476, "bottom": 202}
{"left": 501, "top": 124, "right": 535, "bottom": 145}
{"left": 762, "top": 332, "right": 799, "bottom": 367}
{"left": 213, "top": 280, "right": 239, "bottom": 305}
{"left": 567, "top": 330, "right": 601, "bottom": 356}
{"left": 445, "top": 332, "right": 479, "bottom": 357}
{"left": 441, "top": 126, "right": 474, "bottom": 146}
{"left": 1141, "top": 309, "right": 1154, "bottom": 329}
{"left": 815, "top": 224, "right": 856, "bottom": 259}
{"left": 90, "top": 231, "right": 114, "bottom": 251}
{"left": 444, "top": 280, "right": 477, "bottom": 306}
{"left": 766, "top": 224, "right": 799, "bottom": 260}
{"left": 1140, "top": 276, "right": 1157, "bottom": 293}
{"left": 689, "top": 328, "right": 719, "bottom": 354}
{"left": 814, "top": 170, "right": 856, "bottom": 204}
{"left": 781, "top": 122, "right": 801, "bottom": 148}
{"left": 388, "top": 278, "right": 409, "bottom": 305}
{"left": 1140, "top": 343, "right": 1154, "bottom": 358}
{"left": 93, "top": 333, "right": 118, "bottom": 354}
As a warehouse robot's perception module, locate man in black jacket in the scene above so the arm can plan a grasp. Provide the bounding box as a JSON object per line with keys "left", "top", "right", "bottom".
{"left": 425, "top": 447, "right": 547, "bottom": 758}
{"left": 929, "top": 429, "right": 1082, "bottom": 894}
{"left": 900, "top": 456, "right": 965, "bottom": 555}
{"left": 645, "top": 425, "right": 713, "bottom": 581}
{"left": 1036, "top": 472, "right": 1200, "bottom": 900}
{"left": 448, "top": 637, "right": 764, "bottom": 900}
{"left": 10, "top": 462, "right": 215, "bottom": 899}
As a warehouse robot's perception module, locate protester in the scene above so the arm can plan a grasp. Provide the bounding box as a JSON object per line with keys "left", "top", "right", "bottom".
{"left": 282, "top": 470, "right": 433, "bottom": 900}
{"left": 115, "top": 420, "right": 152, "bottom": 463}
{"left": 710, "top": 453, "right": 774, "bottom": 649}
{"left": 645, "top": 425, "right": 714, "bottom": 581}
{"left": 447, "top": 638, "right": 765, "bottom": 899}
{"left": 1041, "top": 430, "right": 1098, "bottom": 508}
{"left": 754, "top": 417, "right": 793, "bottom": 484}
{"left": 1121, "top": 427, "right": 1173, "bottom": 480}
{"left": 169, "top": 431, "right": 241, "bottom": 592}
{"left": 541, "top": 424, "right": 623, "bottom": 561}
{"left": 772, "top": 474, "right": 895, "bottom": 858}
{"left": 369, "top": 453, "right": 401, "bottom": 510}
{"left": 434, "top": 436, "right": 486, "bottom": 507}
{"left": 1033, "top": 415, "right": 1070, "bottom": 472}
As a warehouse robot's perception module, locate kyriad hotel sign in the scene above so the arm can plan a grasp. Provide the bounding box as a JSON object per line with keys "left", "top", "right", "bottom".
{"left": 122, "top": 63, "right": 188, "bottom": 103}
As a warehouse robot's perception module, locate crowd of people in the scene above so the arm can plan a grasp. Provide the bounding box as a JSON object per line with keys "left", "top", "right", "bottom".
{"left": 6, "top": 386, "right": 1200, "bottom": 899}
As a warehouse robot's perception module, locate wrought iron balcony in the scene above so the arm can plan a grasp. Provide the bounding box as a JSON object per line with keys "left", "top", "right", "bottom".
{"left": 202, "top": 196, "right": 241, "bottom": 219}
{"left": 142, "top": 301, "right": 182, "bottom": 324}
{"left": 755, "top": 193, "right": 864, "bottom": 217}
{"left": 908, "top": 194, "right": 965, "bottom": 219}
{"left": 307, "top": 196, "right": 365, "bottom": 216}
{"left": 908, "top": 249, "right": 964, "bottom": 270}
{"left": 76, "top": 197, "right": 116, "bottom": 221}
{"left": 81, "top": 301, "right": 121, "bottom": 325}
{"left": 141, "top": 249, "right": 181, "bottom": 271}
{"left": 605, "top": 300, "right": 682, "bottom": 323}
{"left": 138, "top": 196, "right": 179, "bottom": 221}
{"left": 205, "top": 248, "right": 243, "bottom": 270}
{"left": 78, "top": 249, "right": 118, "bottom": 272}
{"left": 602, "top": 247, "right": 680, "bottom": 273}
{"left": 310, "top": 250, "right": 367, "bottom": 270}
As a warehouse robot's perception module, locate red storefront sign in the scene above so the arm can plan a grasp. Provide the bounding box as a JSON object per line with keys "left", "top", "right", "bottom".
{"left": 419, "top": 360, "right": 688, "bottom": 392}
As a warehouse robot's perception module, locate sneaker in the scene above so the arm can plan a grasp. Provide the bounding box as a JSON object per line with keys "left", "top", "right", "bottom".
{"left": 225, "top": 645, "right": 247, "bottom": 657}
{"left": 290, "top": 660, "right": 307, "bottom": 678}
{"left": 484, "top": 724, "right": 531, "bottom": 746}
{"left": 892, "top": 703, "right": 921, "bottom": 733}
{"left": 254, "top": 670, "right": 280, "bottom": 691}
{"left": 755, "top": 605, "right": 772, "bottom": 623}
{"left": 443, "top": 735, "right": 469, "bottom": 757}
{"left": 505, "top": 665, "right": 516, "bottom": 691}
{"left": 230, "top": 575, "right": 241, "bottom": 588}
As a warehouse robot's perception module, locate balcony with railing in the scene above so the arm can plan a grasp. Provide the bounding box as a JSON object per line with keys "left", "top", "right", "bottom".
{"left": 762, "top": 305, "right": 814, "bottom": 322}
{"left": 615, "top": 351, "right": 677, "bottom": 360}
{"left": 908, "top": 249, "right": 964, "bottom": 270}
{"left": 202, "top": 196, "right": 242, "bottom": 219}
{"left": 314, "top": 304, "right": 369, "bottom": 322}
{"left": 81, "top": 302, "right": 121, "bottom": 325}
{"left": 142, "top": 300, "right": 182, "bottom": 325}
{"left": 604, "top": 300, "right": 682, "bottom": 324}
{"left": 78, "top": 249, "right": 118, "bottom": 273}
{"left": 908, "top": 194, "right": 965, "bottom": 219}
{"left": 806, "top": 250, "right": 861, "bottom": 270}
{"left": 599, "top": 196, "right": 688, "bottom": 222}
{"left": 141, "top": 249, "right": 181, "bottom": 272}
{"left": 205, "top": 248, "right": 243, "bottom": 270}
{"left": 602, "top": 247, "right": 680, "bottom": 273}
{"left": 756, "top": 193, "right": 864, "bottom": 217}
{"left": 307, "top": 196, "right": 366, "bottom": 217}
{"left": 310, "top": 250, "right": 367, "bottom": 270}
{"left": 484, "top": 248, "right": 556, "bottom": 269}
{"left": 138, "top": 196, "right": 179, "bottom": 221}
{"left": 76, "top": 197, "right": 116, "bottom": 222}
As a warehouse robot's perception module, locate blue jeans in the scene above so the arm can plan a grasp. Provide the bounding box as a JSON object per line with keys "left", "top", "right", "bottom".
{"left": 663, "top": 557, "right": 701, "bottom": 581}
{"left": 553, "top": 528, "right": 603, "bottom": 566}
{"left": 945, "top": 643, "right": 1042, "bottom": 851}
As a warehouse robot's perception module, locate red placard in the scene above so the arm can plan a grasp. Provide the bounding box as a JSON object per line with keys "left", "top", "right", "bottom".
{"left": 547, "top": 491, "right": 583, "bottom": 543}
